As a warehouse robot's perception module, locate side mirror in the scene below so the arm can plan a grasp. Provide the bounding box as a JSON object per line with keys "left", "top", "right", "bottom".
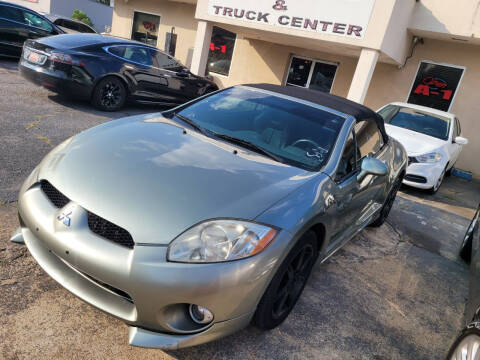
{"left": 357, "top": 157, "right": 388, "bottom": 182}
{"left": 454, "top": 136, "right": 468, "bottom": 145}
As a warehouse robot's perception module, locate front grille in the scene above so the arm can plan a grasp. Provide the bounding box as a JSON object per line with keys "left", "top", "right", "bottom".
{"left": 40, "top": 179, "right": 134, "bottom": 248}
{"left": 404, "top": 174, "right": 427, "bottom": 183}
{"left": 41, "top": 180, "right": 70, "bottom": 208}
{"left": 87, "top": 212, "right": 134, "bottom": 249}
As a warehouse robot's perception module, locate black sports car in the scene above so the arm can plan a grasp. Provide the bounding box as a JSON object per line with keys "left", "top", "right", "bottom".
{"left": 447, "top": 203, "right": 480, "bottom": 359}
{"left": 19, "top": 34, "right": 219, "bottom": 111}
{"left": 0, "top": 1, "right": 64, "bottom": 58}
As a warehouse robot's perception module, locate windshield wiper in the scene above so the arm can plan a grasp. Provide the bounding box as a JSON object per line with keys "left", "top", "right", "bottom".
{"left": 174, "top": 113, "right": 208, "bottom": 135}
{"left": 212, "top": 132, "right": 284, "bottom": 163}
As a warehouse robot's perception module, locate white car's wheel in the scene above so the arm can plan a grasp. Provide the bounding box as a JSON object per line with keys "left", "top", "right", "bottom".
{"left": 429, "top": 166, "right": 447, "bottom": 194}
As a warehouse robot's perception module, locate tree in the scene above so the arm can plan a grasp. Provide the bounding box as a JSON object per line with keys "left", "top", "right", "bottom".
{"left": 72, "top": 9, "right": 93, "bottom": 27}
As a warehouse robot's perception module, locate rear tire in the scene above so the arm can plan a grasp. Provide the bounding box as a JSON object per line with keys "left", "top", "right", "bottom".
{"left": 253, "top": 231, "right": 318, "bottom": 330}
{"left": 369, "top": 176, "right": 402, "bottom": 227}
{"left": 91, "top": 76, "right": 126, "bottom": 111}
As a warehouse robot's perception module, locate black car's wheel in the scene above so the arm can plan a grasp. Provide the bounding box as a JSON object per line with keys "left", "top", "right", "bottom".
{"left": 254, "top": 231, "right": 318, "bottom": 330}
{"left": 369, "top": 176, "right": 402, "bottom": 228}
{"left": 92, "top": 77, "right": 126, "bottom": 111}
{"left": 447, "top": 327, "right": 480, "bottom": 360}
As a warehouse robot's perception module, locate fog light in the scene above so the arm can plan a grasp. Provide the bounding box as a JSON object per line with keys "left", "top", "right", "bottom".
{"left": 189, "top": 304, "right": 214, "bottom": 324}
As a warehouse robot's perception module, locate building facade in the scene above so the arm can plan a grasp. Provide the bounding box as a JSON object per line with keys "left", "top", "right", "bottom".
{"left": 111, "top": 0, "right": 480, "bottom": 176}
{"left": 7, "top": 0, "right": 114, "bottom": 32}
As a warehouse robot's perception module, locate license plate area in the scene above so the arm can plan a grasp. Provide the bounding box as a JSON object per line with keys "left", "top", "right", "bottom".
{"left": 24, "top": 48, "right": 47, "bottom": 65}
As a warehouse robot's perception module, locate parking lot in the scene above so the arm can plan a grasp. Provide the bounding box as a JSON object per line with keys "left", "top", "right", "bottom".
{"left": 1, "top": 58, "right": 479, "bottom": 359}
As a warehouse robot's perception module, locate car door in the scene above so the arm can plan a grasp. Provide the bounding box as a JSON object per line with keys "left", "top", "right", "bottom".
{"left": 327, "top": 121, "right": 388, "bottom": 253}
{"left": 153, "top": 50, "right": 202, "bottom": 103}
{"left": 111, "top": 45, "right": 169, "bottom": 102}
{"left": 0, "top": 4, "right": 27, "bottom": 57}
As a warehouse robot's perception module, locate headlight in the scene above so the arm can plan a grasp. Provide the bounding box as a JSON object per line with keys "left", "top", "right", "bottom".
{"left": 415, "top": 152, "right": 442, "bottom": 163}
{"left": 167, "top": 220, "right": 278, "bottom": 263}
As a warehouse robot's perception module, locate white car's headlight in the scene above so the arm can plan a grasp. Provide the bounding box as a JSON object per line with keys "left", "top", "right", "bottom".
{"left": 167, "top": 220, "right": 278, "bottom": 263}
{"left": 415, "top": 152, "right": 442, "bottom": 163}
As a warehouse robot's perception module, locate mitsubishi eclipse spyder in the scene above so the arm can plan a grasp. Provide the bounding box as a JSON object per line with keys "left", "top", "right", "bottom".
{"left": 13, "top": 84, "right": 407, "bottom": 349}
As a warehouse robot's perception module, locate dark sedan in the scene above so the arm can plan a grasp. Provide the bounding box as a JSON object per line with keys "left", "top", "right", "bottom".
{"left": 447, "top": 204, "right": 480, "bottom": 359}
{"left": 19, "top": 34, "right": 219, "bottom": 111}
{"left": 0, "top": 1, "right": 63, "bottom": 58}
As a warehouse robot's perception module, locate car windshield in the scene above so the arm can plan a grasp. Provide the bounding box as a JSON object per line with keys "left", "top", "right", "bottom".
{"left": 174, "top": 87, "right": 346, "bottom": 171}
{"left": 378, "top": 105, "right": 451, "bottom": 140}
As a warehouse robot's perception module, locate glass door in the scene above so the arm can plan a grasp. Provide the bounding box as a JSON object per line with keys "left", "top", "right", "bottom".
{"left": 131, "top": 11, "right": 160, "bottom": 46}
{"left": 285, "top": 56, "right": 338, "bottom": 93}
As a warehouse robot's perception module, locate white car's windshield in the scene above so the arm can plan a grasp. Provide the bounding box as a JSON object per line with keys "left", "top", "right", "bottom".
{"left": 378, "top": 105, "right": 450, "bottom": 140}
{"left": 173, "top": 87, "right": 346, "bottom": 171}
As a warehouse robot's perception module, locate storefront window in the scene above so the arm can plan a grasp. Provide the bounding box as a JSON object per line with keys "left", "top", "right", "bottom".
{"left": 131, "top": 11, "right": 160, "bottom": 46}
{"left": 207, "top": 26, "right": 236, "bottom": 76}
{"left": 286, "top": 56, "right": 337, "bottom": 93}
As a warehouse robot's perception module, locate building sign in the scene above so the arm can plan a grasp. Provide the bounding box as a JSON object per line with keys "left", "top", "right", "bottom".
{"left": 207, "top": 0, "right": 375, "bottom": 38}
{"left": 407, "top": 61, "right": 465, "bottom": 112}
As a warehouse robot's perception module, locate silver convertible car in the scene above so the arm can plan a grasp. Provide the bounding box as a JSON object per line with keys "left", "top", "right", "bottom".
{"left": 12, "top": 84, "right": 407, "bottom": 349}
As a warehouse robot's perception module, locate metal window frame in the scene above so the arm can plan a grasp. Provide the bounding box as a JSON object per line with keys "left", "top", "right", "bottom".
{"left": 207, "top": 26, "right": 238, "bottom": 78}
{"left": 284, "top": 54, "right": 339, "bottom": 93}
{"left": 129, "top": 9, "right": 162, "bottom": 47}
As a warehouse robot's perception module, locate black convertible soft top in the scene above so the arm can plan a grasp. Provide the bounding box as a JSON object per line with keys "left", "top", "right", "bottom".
{"left": 245, "top": 83, "right": 388, "bottom": 142}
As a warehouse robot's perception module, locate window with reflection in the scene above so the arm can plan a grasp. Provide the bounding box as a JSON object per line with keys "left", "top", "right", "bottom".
{"left": 207, "top": 26, "right": 236, "bottom": 76}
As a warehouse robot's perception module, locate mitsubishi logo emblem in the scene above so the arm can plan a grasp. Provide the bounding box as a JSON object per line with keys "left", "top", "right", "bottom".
{"left": 57, "top": 210, "right": 72, "bottom": 227}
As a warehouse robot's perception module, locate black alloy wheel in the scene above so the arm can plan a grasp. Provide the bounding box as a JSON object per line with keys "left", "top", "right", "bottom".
{"left": 92, "top": 77, "right": 126, "bottom": 111}
{"left": 254, "top": 231, "right": 318, "bottom": 330}
{"left": 369, "top": 176, "right": 402, "bottom": 227}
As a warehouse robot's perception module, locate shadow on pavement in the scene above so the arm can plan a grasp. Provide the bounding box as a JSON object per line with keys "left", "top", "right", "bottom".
{"left": 400, "top": 175, "right": 480, "bottom": 211}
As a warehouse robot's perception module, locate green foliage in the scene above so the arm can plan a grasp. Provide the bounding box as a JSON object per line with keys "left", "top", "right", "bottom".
{"left": 72, "top": 9, "right": 93, "bottom": 27}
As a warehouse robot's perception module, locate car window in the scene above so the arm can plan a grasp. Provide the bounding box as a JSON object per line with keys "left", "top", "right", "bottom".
{"left": 154, "top": 51, "right": 183, "bottom": 71}
{"left": 335, "top": 130, "right": 359, "bottom": 182}
{"left": 78, "top": 22, "right": 95, "bottom": 33}
{"left": 378, "top": 105, "right": 451, "bottom": 140}
{"left": 176, "top": 87, "right": 346, "bottom": 171}
{"left": 119, "top": 46, "right": 154, "bottom": 66}
{"left": 354, "top": 121, "right": 384, "bottom": 159}
{"left": 0, "top": 5, "right": 24, "bottom": 23}
{"left": 22, "top": 11, "right": 53, "bottom": 32}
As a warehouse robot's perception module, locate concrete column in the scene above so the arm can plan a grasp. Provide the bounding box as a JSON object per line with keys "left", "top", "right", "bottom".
{"left": 190, "top": 21, "right": 213, "bottom": 76}
{"left": 347, "top": 48, "right": 380, "bottom": 104}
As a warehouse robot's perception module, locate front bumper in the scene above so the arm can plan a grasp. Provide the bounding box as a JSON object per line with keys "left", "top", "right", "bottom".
{"left": 19, "top": 60, "right": 92, "bottom": 100}
{"left": 18, "top": 182, "right": 288, "bottom": 348}
{"left": 402, "top": 162, "right": 445, "bottom": 190}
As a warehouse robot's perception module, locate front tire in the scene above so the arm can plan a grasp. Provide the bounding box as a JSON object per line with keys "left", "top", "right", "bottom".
{"left": 429, "top": 165, "right": 447, "bottom": 194}
{"left": 369, "top": 176, "right": 402, "bottom": 227}
{"left": 91, "top": 77, "right": 126, "bottom": 111}
{"left": 253, "top": 231, "right": 318, "bottom": 330}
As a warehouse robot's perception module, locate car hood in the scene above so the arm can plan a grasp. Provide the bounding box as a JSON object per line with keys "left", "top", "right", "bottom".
{"left": 385, "top": 124, "right": 446, "bottom": 156}
{"left": 37, "top": 114, "right": 317, "bottom": 245}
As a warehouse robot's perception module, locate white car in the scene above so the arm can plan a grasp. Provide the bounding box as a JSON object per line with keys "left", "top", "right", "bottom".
{"left": 377, "top": 102, "right": 468, "bottom": 193}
